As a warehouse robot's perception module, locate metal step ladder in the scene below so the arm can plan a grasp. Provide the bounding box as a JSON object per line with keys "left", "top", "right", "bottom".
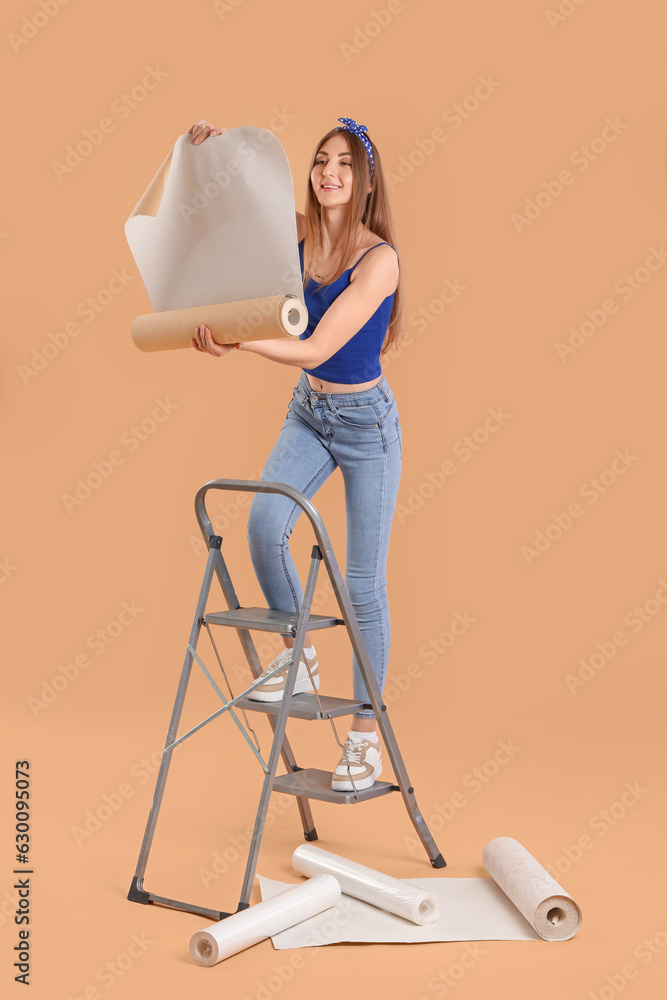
{"left": 128, "top": 478, "right": 446, "bottom": 920}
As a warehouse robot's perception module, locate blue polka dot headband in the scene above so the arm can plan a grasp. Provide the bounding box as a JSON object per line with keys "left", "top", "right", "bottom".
{"left": 335, "top": 117, "right": 374, "bottom": 180}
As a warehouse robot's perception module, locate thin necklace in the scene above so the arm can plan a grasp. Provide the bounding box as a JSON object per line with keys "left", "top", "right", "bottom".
{"left": 314, "top": 258, "right": 340, "bottom": 281}
{"left": 313, "top": 250, "right": 341, "bottom": 281}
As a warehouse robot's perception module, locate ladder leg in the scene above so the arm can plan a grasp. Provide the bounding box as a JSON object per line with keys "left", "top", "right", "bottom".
{"left": 210, "top": 546, "right": 318, "bottom": 843}
{"left": 236, "top": 547, "right": 322, "bottom": 907}
{"left": 369, "top": 711, "right": 446, "bottom": 868}
{"left": 266, "top": 716, "right": 317, "bottom": 842}
{"left": 128, "top": 538, "right": 221, "bottom": 901}
{"left": 319, "top": 543, "right": 447, "bottom": 868}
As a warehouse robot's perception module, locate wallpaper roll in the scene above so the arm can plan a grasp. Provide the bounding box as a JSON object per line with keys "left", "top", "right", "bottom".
{"left": 189, "top": 873, "right": 341, "bottom": 966}
{"left": 292, "top": 844, "right": 439, "bottom": 925}
{"left": 125, "top": 126, "right": 308, "bottom": 351}
{"left": 482, "top": 836, "right": 582, "bottom": 941}
{"left": 131, "top": 294, "right": 307, "bottom": 352}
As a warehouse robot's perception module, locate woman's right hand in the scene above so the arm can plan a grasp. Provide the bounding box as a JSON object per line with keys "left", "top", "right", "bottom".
{"left": 191, "top": 324, "right": 239, "bottom": 357}
{"left": 188, "top": 120, "right": 227, "bottom": 144}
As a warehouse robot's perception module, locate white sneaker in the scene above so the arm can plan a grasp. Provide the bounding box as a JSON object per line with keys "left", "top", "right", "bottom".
{"left": 331, "top": 734, "right": 382, "bottom": 791}
{"left": 247, "top": 646, "right": 319, "bottom": 703}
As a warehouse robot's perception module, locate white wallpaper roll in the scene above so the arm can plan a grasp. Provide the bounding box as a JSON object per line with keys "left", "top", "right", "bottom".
{"left": 482, "top": 836, "right": 582, "bottom": 941}
{"left": 124, "top": 126, "right": 307, "bottom": 350}
{"left": 189, "top": 873, "right": 341, "bottom": 966}
{"left": 292, "top": 844, "right": 439, "bottom": 925}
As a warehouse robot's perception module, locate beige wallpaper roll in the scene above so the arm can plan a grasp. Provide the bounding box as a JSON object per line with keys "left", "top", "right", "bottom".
{"left": 482, "top": 837, "right": 582, "bottom": 941}
{"left": 131, "top": 294, "right": 307, "bottom": 351}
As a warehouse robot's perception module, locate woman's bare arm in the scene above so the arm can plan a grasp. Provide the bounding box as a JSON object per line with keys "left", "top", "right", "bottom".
{"left": 236, "top": 245, "right": 398, "bottom": 368}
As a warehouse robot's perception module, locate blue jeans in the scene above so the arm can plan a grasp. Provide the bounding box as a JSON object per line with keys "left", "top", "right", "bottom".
{"left": 247, "top": 371, "right": 402, "bottom": 718}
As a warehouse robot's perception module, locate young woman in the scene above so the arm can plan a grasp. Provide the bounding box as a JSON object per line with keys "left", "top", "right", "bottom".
{"left": 188, "top": 116, "right": 403, "bottom": 792}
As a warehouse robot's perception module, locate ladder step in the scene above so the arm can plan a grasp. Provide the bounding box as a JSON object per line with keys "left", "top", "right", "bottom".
{"left": 234, "top": 694, "right": 369, "bottom": 721}
{"left": 204, "top": 607, "right": 344, "bottom": 633}
{"left": 273, "top": 767, "right": 397, "bottom": 804}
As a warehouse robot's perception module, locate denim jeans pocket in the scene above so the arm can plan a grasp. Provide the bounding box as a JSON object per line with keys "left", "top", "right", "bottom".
{"left": 333, "top": 402, "right": 381, "bottom": 428}
{"left": 333, "top": 390, "right": 397, "bottom": 427}
{"left": 394, "top": 414, "right": 402, "bottom": 456}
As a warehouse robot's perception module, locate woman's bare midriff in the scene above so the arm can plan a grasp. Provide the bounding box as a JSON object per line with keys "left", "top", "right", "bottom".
{"left": 305, "top": 373, "right": 383, "bottom": 393}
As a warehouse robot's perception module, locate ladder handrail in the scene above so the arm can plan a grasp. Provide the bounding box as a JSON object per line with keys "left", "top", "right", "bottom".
{"left": 195, "top": 478, "right": 335, "bottom": 555}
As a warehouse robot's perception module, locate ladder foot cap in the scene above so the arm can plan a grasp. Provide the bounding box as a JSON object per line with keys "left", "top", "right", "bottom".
{"left": 430, "top": 853, "right": 447, "bottom": 869}
{"left": 127, "top": 876, "right": 152, "bottom": 904}
{"left": 304, "top": 828, "right": 318, "bottom": 842}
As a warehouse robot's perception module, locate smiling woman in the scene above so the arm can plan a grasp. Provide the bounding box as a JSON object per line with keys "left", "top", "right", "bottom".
{"left": 187, "top": 115, "right": 405, "bottom": 792}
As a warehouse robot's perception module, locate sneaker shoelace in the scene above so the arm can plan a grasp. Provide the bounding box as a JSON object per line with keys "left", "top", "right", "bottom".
{"left": 341, "top": 737, "right": 366, "bottom": 764}
{"left": 258, "top": 648, "right": 292, "bottom": 680}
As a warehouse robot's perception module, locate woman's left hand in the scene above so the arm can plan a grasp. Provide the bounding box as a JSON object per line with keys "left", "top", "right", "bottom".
{"left": 191, "top": 324, "right": 239, "bottom": 357}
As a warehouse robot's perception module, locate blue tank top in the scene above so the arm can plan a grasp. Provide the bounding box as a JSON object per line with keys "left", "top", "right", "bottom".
{"left": 298, "top": 238, "right": 397, "bottom": 384}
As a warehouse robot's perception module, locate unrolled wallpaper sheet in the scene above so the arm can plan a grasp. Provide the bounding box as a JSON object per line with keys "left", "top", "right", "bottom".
{"left": 124, "top": 126, "right": 307, "bottom": 350}
{"left": 257, "top": 838, "right": 582, "bottom": 947}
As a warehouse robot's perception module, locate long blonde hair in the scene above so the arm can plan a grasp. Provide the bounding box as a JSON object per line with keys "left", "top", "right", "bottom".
{"left": 302, "top": 126, "right": 404, "bottom": 355}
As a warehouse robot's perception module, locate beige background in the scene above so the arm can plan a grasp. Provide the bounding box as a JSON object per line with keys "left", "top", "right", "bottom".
{"left": 1, "top": 0, "right": 666, "bottom": 996}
